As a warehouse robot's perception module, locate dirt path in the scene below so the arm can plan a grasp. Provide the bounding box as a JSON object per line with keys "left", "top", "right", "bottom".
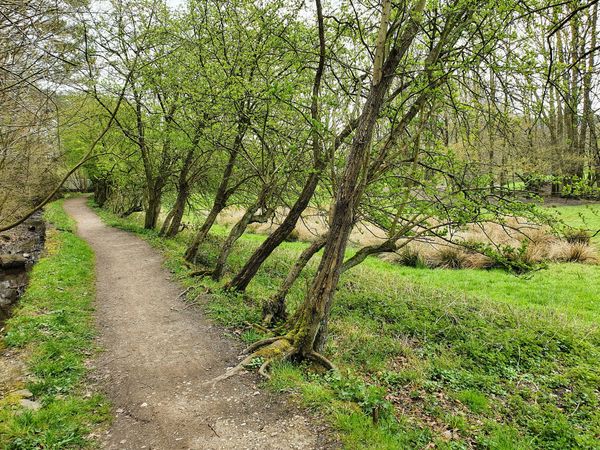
{"left": 63, "top": 198, "right": 330, "bottom": 450}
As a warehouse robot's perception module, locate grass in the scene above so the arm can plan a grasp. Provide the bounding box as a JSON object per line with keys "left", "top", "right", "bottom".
{"left": 0, "top": 200, "right": 109, "bottom": 449}
{"left": 364, "top": 260, "right": 600, "bottom": 323}
{"left": 549, "top": 204, "right": 600, "bottom": 247}
{"left": 91, "top": 200, "right": 600, "bottom": 449}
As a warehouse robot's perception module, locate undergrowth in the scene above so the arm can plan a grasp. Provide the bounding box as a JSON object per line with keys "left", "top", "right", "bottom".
{"left": 91, "top": 200, "right": 600, "bottom": 449}
{"left": 0, "top": 200, "right": 109, "bottom": 448}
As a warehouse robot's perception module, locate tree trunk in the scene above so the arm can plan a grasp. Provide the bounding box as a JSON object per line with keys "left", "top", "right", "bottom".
{"left": 211, "top": 204, "right": 260, "bottom": 281}
{"left": 160, "top": 207, "right": 175, "bottom": 236}
{"left": 262, "top": 236, "right": 327, "bottom": 325}
{"left": 293, "top": 69, "right": 399, "bottom": 355}
{"left": 224, "top": 0, "right": 327, "bottom": 293}
{"left": 581, "top": 4, "right": 597, "bottom": 186}
{"left": 569, "top": 12, "right": 582, "bottom": 177}
{"left": 212, "top": 189, "right": 273, "bottom": 281}
{"left": 184, "top": 122, "right": 246, "bottom": 261}
{"left": 288, "top": 0, "right": 427, "bottom": 356}
{"left": 184, "top": 201, "right": 225, "bottom": 262}
{"left": 144, "top": 182, "right": 163, "bottom": 229}
{"left": 165, "top": 182, "right": 189, "bottom": 237}
{"left": 94, "top": 178, "right": 110, "bottom": 207}
{"left": 224, "top": 167, "right": 323, "bottom": 291}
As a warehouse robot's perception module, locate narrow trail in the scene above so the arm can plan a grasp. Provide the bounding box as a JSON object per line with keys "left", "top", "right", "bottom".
{"left": 63, "top": 198, "right": 329, "bottom": 450}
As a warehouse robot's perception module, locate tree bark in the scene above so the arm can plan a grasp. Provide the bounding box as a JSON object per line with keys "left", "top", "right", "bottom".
{"left": 340, "top": 239, "right": 398, "bottom": 273}
{"left": 223, "top": 0, "right": 327, "bottom": 293}
{"left": 159, "top": 206, "right": 175, "bottom": 236}
{"left": 262, "top": 236, "right": 327, "bottom": 325}
{"left": 184, "top": 120, "right": 246, "bottom": 261}
{"left": 291, "top": 3, "right": 423, "bottom": 355}
{"left": 212, "top": 188, "right": 273, "bottom": 281}
{"left": 164, "top": 146, "right": 196, "bottom": 237}
{"left": 144, "top": 182, "right": 164, "bottom": 229}
{"left": 581, "top": 4, "right": 597, "bottom": 186}
{"left": 165, "top": 182, "right": 189, "bottom": 237}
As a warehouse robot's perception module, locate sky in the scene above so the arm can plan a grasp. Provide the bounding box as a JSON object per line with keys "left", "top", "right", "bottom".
{"left": 166, "top": 0, "right": 184, "bottom": 7}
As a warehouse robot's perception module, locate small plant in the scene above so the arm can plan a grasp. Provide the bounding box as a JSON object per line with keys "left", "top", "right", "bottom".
{"left": 556, "top": 242, "right": 598, "bottom": 264}
{"left": 564, "top": 228, "right": 591, "bottom": 245}
{"left": 326, "top": 370, "right": 393, "bottom": 423}
{"left": 455, "top": 389, "right": 489, "bottom": 413}
{"left": 245, "top": 356, "right": 265, "bottom": 369}
{"left": 396, "top": 246, "right": 426, "bottom": 268}
{"left": 434, "top": 246, "right": 467, "bottom": 269}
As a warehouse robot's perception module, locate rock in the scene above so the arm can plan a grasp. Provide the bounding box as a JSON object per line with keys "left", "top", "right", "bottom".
{"left": 13, "top": 389, "right": 33, "bottom": 398}
{"left": 20, "top": 399, "right": 42, "bottom": 410}
{"left": 0, "top": 254, "right": 27, "bottom": 269}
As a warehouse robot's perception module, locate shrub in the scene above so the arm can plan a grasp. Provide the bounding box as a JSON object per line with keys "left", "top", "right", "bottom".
{"left": 554, "top": 242, "right": 598, "bottom": 264}
{"left": 396, "top": 246, "right": 426, "bottom": 268}
{"left": 462, "top": 241, "right": 541, "bottom": 273}
{"left": 433, "top": 246, "right": 468, "bottom": 269}
{"left": 564, "top": 228, "right": 591, "bottom": 245}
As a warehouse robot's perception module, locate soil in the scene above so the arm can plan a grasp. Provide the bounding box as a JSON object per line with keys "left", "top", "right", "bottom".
{"left": 62, "top": 197, "right": 334, "bottom": 450}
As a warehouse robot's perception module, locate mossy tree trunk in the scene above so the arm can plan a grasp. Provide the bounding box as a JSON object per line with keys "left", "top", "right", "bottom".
{"left": 287, "top": 0, "right": 426, "bottom": 356}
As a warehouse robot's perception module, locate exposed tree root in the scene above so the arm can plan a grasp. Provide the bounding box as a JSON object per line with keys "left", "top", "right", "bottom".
{"left": 307, "top": 351, "right": 335, "bottom": 371}
{"left": 177, "top": 287, "right": 192, "bottom": 299}
{"left": 243, "top": 336, "right": 287, "bottom": 354}
{"left": 258, "top": 359, "right": 272, "bottom": 379}
{"left": 189, "top": 268, "right": 213, "bottom": 278}
{"left": 205, "top": 336, "right": 337, "bottom": 386}
{"left": 244, "top": 321, "right": 271, "bottom": 335}
{"left": 204, "top": 354, "right": 256, "bottom": 387}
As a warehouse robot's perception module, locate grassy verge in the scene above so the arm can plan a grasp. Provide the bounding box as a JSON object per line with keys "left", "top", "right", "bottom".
{"left": 91, "top": 201, "right": 600, "bottom": 449}
{"left": 551, "top": 204, "right": 600, "bottom": 247}
{"left": 0, "top": 200, "right": 109, "bottom": 449}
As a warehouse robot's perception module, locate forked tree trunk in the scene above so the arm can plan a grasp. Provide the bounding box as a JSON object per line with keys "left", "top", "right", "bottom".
{"left": 212, "top": 189, "right": 274, "bottom": 281}
{"left": 288, "top": 0, "right": 426, "bottom": 356}
{"left": 184, "top": 124, "right": 245, "bottom": 261}
{"left": 293, "top": 72, "right": 397, "bottom": 355}
{"left": 262, "top": 236, "right": 327, "bottom": 324}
